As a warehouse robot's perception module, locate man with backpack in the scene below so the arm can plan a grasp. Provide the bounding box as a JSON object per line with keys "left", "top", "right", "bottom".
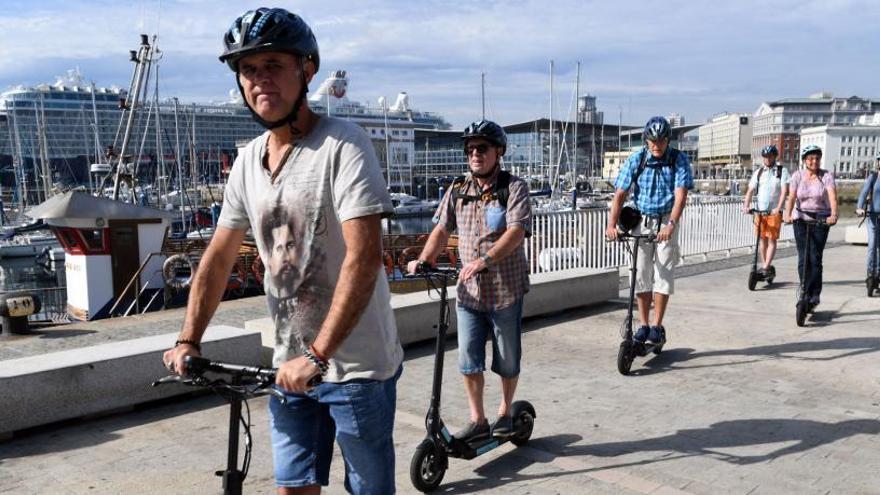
{"left": 742, "top": 145, "right": 790, "bottom": 279}
{"left": 605, "top": 116, "right": 694, "bottom": 346}
{"left": 407, "top": 120, "right": 531, "bottom": 441}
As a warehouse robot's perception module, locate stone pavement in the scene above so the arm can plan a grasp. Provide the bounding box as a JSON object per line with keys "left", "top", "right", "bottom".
{"left": 1, "top": 238, "right": 879, "bottom": 494}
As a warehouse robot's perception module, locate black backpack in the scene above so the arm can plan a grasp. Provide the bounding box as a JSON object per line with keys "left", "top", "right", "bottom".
{"left": 451, "top": 170, "right": 512, "bottom": 209}
{"left": 756, "top": 164, "right": 784, "bottom": 182}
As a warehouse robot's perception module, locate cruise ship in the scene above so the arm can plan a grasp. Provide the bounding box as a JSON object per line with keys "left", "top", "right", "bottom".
{"left": 0, "top": 40, "right": 450, "bottom": 209}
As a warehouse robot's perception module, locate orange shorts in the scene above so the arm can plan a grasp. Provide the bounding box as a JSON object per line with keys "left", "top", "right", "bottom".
{"left": 754, "top": 213, "right": 782, "bottom": 240}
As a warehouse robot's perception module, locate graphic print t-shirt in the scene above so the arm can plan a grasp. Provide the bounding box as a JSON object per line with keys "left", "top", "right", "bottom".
{"left": 217, "top": 116, "right": 402, "bottom": 382}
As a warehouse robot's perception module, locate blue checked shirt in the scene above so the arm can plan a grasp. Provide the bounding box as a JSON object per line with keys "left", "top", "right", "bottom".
{"left": 614, "top": 147, "right": 694, "bottom": 216}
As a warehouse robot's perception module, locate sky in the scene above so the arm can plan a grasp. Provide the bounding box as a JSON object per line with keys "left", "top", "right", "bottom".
{"left": 1, "top": 0, "right": 878, "bottom": 130}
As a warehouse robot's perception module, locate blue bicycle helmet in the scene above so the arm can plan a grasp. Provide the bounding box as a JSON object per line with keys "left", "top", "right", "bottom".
{"left": 462, "top": 120, "right": 507, "bottom": 155}
{"left": 761, "top": 145, "right": 778, "bottom": 157}
{"left": 801, "top": 144, "right": 822, "bottom": 159}
{"left": 643, "top": 116, "right": 671, "bottom": 142}
{"left": 220, "top": 8, "right": 319, "bottom": 72}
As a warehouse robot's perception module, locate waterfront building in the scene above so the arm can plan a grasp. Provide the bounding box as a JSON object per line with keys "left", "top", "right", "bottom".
{"left": 697, "top": 113, "right": 753, "bottom": 179}
{"left": 799, "top": 113, "right": 880, "bottom": 178}
{"left": 602, "top": 151, "right": 631, "bottom": 181}
{"left": 414, "top": 119, "right": 634, "bottom": 198}
{"left": 667, "top": 113, "right": 685, "bottom": 127}
{"left": 752, "top": 92, "right": 880, "bottom": 168}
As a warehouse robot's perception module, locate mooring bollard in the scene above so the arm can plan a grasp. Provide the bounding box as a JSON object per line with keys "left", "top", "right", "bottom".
{"left": 0, "top": 293, "right": 41, "bottom": 335}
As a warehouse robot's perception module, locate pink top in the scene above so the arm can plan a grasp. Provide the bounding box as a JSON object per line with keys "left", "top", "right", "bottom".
{"left": 789, "top": 169, "right": 836, "bottom": 220}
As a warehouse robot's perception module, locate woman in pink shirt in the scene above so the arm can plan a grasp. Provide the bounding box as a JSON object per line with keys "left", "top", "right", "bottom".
{"left": 783, "top": 145, "right": 839, "bottom": 308}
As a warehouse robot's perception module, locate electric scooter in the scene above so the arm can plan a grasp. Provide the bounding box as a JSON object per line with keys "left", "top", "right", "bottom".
{"left": 153, "top": 356, "right": 319, "bottom": 495}
{"left": 408, "top": 264, "right": 536, "bottom": 493}
{"left": 613, "top": 231, "right": 662, "bottom": 375}
{"left": 793, "top": 216, "right": 828, "bottom": 327}
{"left": 747, "top": 208, "right": 776, "bottom": 291}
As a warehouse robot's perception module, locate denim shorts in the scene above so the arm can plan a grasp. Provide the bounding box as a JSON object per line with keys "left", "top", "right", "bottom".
{"left": 456, "top": 298, "right": 523, "bottom": 378}
{"left": 268, "top": 365, "right": 401, "bottom": 493}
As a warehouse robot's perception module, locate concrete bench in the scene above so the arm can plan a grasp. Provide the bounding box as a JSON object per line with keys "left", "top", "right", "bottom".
{"left": 0, "top": 325, "right": 260, "bottom": 438}
{"left": 845, "top": 223, "right": 868, "bottom": 245}
{"left": 247, "top": 267, "right": 618, "bottom": 363}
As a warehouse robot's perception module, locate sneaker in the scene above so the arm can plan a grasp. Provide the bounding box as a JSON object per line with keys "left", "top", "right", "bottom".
{"left": 633, "top": 325, "right": 650, "bottom": 343}
{"left": 647, "top": 325, "right": 666, "bottom": 346}
{"left": 455, "top": 419, "right": 489, "bottom": 441}
{"left": 492, "top": 415, "right": 514, "bottom": 438}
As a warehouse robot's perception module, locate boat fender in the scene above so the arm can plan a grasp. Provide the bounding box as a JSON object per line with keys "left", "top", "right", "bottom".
{"left": 163, "top": 254, "right": 196, "bottom": 290}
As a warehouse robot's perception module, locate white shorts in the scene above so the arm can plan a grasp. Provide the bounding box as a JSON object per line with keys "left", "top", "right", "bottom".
{"left": 633, "top": 214, "right": 680, "bottom": 295}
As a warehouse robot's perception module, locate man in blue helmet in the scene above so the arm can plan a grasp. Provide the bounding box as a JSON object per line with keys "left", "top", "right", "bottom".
{"left": 605, "top": 116, "right": 694, "bottom": 346}
{"left": 742, "top": 145, "right": 790, "bottom": 278}
{"left": 162, "top": 8, "right": 402, "bottom": 494}
{"left": 408, "top": 120, "right": 532, "bottom": 441}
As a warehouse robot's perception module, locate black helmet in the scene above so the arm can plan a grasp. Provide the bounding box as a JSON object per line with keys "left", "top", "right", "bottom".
{"left": 220, "top": 8, "right": 320, "bottom": 73}
{"left": 760, "top": 145, "right": 779, "bottom": 157}
{"left": 643, "top": 116, "right": 671, "bottom": 142}
{"left": 462, "top": 120, "right": 507, "bottom": 156}
{"left": 617, "top": 205, "right": 642, "bottom": 233}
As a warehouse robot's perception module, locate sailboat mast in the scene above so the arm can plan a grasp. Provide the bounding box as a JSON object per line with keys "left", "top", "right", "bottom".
{"left": 89, "top": 81, "right": 100, "bottom": 195}
{"left": 112, "top": 34, "right": 152, "bottom": 201}
{"left": 173, "top": 97, "right": 186, "bottom": 233}
{"left": 481, "top": 72, "right": 486, "bottom": 120}
{"left": 574, "top": 62, "right": 579, "bottom": 184}
{"left": 549, "top": 60, "right": 554, "bottom": 195}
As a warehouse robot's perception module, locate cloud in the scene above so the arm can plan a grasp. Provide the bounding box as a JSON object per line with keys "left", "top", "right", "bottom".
{"left": 1, "top": 0, "right": 878, "bottom": 129}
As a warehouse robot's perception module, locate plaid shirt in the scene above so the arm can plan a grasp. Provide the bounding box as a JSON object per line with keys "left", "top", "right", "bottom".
{"left": 433, "top": 167, "right": 531, "bottom": 311}
{"left": 614, "top": 147, "right": 694, "bottom": 216}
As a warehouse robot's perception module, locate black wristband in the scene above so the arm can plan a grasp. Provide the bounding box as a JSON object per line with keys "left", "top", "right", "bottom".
{"left": 175, "top": 339, "right": 201, "bottom": 352}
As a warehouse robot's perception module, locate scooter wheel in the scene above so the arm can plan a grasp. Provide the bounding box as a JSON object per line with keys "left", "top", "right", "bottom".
{"left": 510, "top": 401, "right": 536, "bottom": 447}
{"left": 748, "top": 271, "right": 758, "bottom": 291}
{"left": 867, "top": 276, "right": 876, "bottom": 298}
{"left": 617, "top": 341, "right": 634, "bottom": 375}
{"left": 652, "top": 344, "right": 664, "bottom": 355}
{"left": 410, "top": 439, "right": 447, "bottom": 493}
{"left": 795, "top": 301, "right": 807, "bottom": 327}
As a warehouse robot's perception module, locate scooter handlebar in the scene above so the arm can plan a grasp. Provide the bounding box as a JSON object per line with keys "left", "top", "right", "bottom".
{"left": 612, "top": 231, "right": 657, "bottom": 242}
{"left": 748, "top": 208, "right": 772, "bottom": 215}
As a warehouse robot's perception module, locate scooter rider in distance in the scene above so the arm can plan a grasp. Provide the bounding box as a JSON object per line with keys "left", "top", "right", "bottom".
{"left": 855, "top": 151, "right": 880, "bottom": 296}
{"left": 407, "top": 119, "right": 532, "bottom": 443}
{"left": 606, "top": 116, "right": 694, "bottom": 348}
{"left": 742, "top": 144, "right": 790, "bottom": 287}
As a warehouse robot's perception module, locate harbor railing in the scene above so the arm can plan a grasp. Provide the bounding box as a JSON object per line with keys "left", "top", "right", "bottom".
{"left": 528, "top": 197, "right": 794, "bottom": 273}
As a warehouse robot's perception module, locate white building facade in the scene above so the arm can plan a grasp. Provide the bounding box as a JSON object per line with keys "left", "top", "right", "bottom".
{"left": 799, "top": 113, "right": 880, "bottom": 178}
{"left": 697, "top": 113, "right": 753, "bottom": 178}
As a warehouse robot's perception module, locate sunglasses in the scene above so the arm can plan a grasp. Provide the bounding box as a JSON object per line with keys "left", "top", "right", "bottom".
{"left": 465, "top": 144, "right": 491, "bottom": 155}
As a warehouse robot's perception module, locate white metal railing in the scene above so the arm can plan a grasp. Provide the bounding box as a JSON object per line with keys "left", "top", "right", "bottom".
{"left": 527, "top": 197, "right": 794, "bottom": 273}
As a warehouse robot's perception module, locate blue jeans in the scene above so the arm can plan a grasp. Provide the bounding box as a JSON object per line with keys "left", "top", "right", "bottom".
{"left": 457, "top": 298, "right": 523, "bottom": 378}
{"left": 269, "top": 366, "right": 401, "bottom": 494}
{"left": 794, "top": 221, "right": 830, "bottom": 301}
{"left": 867, "top": 215, "right": 878, "bottom": 274}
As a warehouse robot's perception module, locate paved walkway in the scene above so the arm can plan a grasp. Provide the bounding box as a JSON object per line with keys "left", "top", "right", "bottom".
{"left": 2, "top": 235, "right": 879, "bottom": 494}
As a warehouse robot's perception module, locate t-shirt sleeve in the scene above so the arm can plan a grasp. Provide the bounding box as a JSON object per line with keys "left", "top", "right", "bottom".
{"left": 432, "top": 184, "right": 456, "bottom": 233}
{"left": 614, "top": 151, "right": 640, "bottom": 191}
{"left": 675, "top": 152, "right": 694, "bottom": 190}
{"left": 781, "top": 167, "right": 791, "bottom": 186}
{"left": 333, "top": 126, "right": 393, "bottom": 223}
{"left": 505, "top": 178, "right": 532, "bottom": 237}
{"left": 216, "top": 152, "right": 251, "bottom": 230}
{"left": 789, "top": 171, "right": 800, "bottom": 196}
{"left": 748, "top": 169, "right": 759, "bottom": 190}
